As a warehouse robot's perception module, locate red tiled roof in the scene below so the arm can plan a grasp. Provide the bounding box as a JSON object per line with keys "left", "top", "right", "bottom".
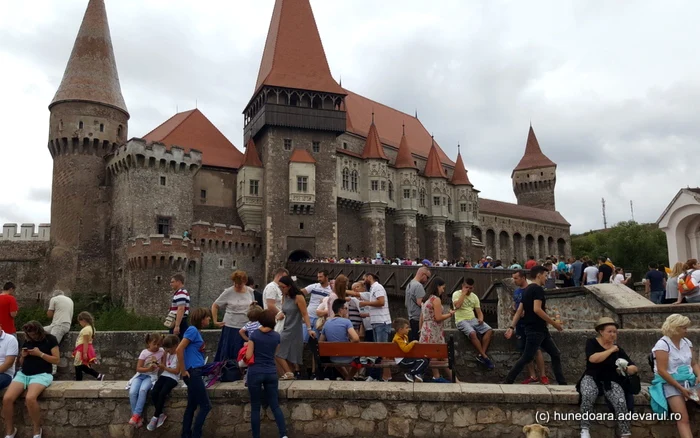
{"left": 254, "top": 0, "right": 345, "bottom": 96}
{"left": 423, "top": 141, "right": 447, "bottom": 178}
{"left": 344, "top": 90, "right": 455, "bottom": 167}
{"left": 513, "top": 126, "right": 556, "bottom": 174}
{"left": 242, "top": 138, "right": 263, "bottom": 168}
{"left": 361, "top": 120, "right": 388, "bottom": 160}
{"left": 289, "top": 148, "right": 316, "bottom": 164}
{"left": 143, "top": 109, "right": 243, "bottom": 169}
{"left": 394, "top": 129, "right": 417, "bottom": 169}
{"left": 450, "top": 151, "right": 471, "bottom": 185}
{"left": 479, "top": 198, "right": 570, "bottom": 226}
{"left": 50, "top": 0, "right": 128, "bottom": 115}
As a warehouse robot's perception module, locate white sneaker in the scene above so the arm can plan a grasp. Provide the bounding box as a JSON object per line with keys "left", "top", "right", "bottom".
{"left": 580, "top": 429, "right": 591, "bottom": 438}
{"left": 365, "top": 376, "right": 376, "bottom": 382}
{"left": 5, "top": 427, "right": 16, "bottom": 438}
{"left": 32, "top": 428, "right": 42, "bottom": 438}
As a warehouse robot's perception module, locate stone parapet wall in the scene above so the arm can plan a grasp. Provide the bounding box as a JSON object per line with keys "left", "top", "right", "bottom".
{"left": 0, "top": 224, "right": 50, "bottom": 241}
{"left": 5, "top": 380, "right": 691, "bottom": 437}
{"left": 44, "top": 329, "right": 700, "bottom": 384}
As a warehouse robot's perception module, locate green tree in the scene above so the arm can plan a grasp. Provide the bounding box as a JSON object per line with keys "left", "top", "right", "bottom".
{"left": 572, "top": 221, "right": 668, "bottom": 280}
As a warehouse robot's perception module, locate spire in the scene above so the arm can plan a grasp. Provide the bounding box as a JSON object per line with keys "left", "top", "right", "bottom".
{"left": 361, "top": 116, "right": 388, "bottom": 160}
{"left": 423, "top": 140, "right": 447, "bottom": 178}
{"left": 450, "top": 145, "right": 472, "bottom": 186}
{"left": 50, "top": 0, "right": 128, "bottom": 116}
{"left": 254, "top": 0, "right": 345, "bottom": 95}
{"left": 394, "top": 124, "right": 417, "bottom": 169}
{"left": 513, "top": 125, "right": 556, "bottom": 173}
{"left": 241, "top": 137, "right": 263, "bottom": 168}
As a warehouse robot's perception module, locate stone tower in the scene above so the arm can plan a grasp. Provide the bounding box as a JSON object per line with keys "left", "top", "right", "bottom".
{"left": 47, "top": 0, "right": 129, "bottom": 295}
{"left": 450, "top": 145, "right": 478, "bottom": 260}
{"left": 394, "top": 127, "right": 420, "bottom": 259}
{"left": 243, "top": 0, "right": 346, "bottom": 278}
{"left": 512, "top": 125, "right": 557, "bottom": 211}
{"left": 360, "top": 117, "right": 389, "bottom": 257}
{"left": 423, "top": 140, "right": 449, "bottom": 260}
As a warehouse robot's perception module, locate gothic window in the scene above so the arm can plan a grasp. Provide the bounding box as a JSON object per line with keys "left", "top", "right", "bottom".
{"left": 342, "top": 168, "right": 349, "bottom": 190}
{"left": 381, "top": 181, "right": 386, "bottom": 191}
{"left": 99, "top": 123, "right": 104, "bottom": 132}
{"left": 249, "top": 180, "right": 259, "bottom": 196}
{"left": 460, "top": 202, "right": 467, "bottom": 212}
{"left": 312, "top": 141, "right": 320, "bottom": 153}
{"left": 156, "top": 216, "right": 172, "bottom": 236}
{"left": 403, "top": 189, "right": 410, "bottom": 199}
{"left": 79, "top": 121, "right": 84, "bottom": 129}
{"left": 351, "top": 170, "right": 358, "bottom": 192}
{"left": 284, "top": 139, "right": 292, "bottom": 151}
{"left": 371, "top": 180, "right": 378, "bottom": 191}
{"left": 297, "top": 176, "right": 308, "bottom": 192}
{"left": 433, "top": 196, "right": 441, "bottom": 206}
{"left": 388, "top": 182, "right": 394, "bottom": 200}
{"left": 448, "top": 197, "right": 452, "bottom": 213}
{"left": 419, "top": 188, "right": 426, "bottom": 207}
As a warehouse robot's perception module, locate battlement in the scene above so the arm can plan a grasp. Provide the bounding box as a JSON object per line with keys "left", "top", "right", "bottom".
{"left": 106, "top": 138, "right": 202, "bottom": 176}
{"left": 126, "top": 235, "right": 201, "bottom": 270}
{"left": 190, "top": 221, "right": 262, "bottom": 255}
{"left": 0, "top": 224, "right": 50, "bottom": 241}
{"left": 48, "top": 136, "right": 120, "bottom": 159}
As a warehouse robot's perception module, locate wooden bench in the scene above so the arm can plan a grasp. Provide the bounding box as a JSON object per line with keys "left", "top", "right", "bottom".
{"left": 313, "top": 336, "right": 456, "bottom": 382}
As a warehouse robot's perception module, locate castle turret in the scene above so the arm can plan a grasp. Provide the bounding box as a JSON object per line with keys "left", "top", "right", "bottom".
{"left": 360, "top": 117, "right": 389, "bottom": 257}
{"left": 450, "top": 145, "right": 479, "bottom": 260}
{"left": 244, "top": 0, "right": 346, "bottom": 277}
{"left": 512, "top": 125, "right": 557, "bottom": 211}
{"left": 423, "top": 139, "right": 448, "bottom": 260}
{"left": 47, "top": 0, "right": 129, "bottom": 295}
{"left": 237, "top": 138, "right": 264, "bottom": 231}
{"left": 393, "top": 126, "right": 419, "bottom": 259}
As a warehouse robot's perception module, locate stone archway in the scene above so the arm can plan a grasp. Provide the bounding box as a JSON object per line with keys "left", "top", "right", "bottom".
{"left": 513, "top": 233, "right": 523, "bottom": 264}
{"left": 537, "top": 235, "right": 545, "bottom": 260}
{"left": 557, "top": 238, "right": 567, "bottom": 257}
{"left": 288, "top": 249, "right": 312, "bottom": 262}
{"left": 525, "top": 234, "right": 535, "bottom": 259}
{"left": 548, "top": 237, "right": 555, "bottom": 257}
{"left": 486, "top": 230, "right": 496, "bottom": 259}
{"left": 499, "top": 231, "right": 510, "bottom": 261}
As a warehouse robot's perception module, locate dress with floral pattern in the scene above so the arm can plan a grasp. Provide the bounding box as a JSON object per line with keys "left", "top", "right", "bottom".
{"left": 419, "top": 296, "right": 445, "bottom": 344}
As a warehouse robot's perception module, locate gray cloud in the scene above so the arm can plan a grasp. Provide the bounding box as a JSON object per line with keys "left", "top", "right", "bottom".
{"left": 1, "top": 0, "right": 697, "bottom": 234}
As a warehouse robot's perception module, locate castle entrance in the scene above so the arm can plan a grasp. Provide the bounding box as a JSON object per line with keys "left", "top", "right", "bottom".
{"left": 288, "top": 249, "right": 312, "bottom": 262}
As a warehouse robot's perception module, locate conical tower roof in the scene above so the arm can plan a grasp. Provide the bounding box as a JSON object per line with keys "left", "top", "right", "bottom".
{"left": 361, "top": 117, "right": 388, "bottom": 160}
{"left": 450, "top": 148, "right": 472, "bottom": 185}
{"left": 242, "top": 138, "right": 263, "bottom": 168}
{"left": 50, "top": 0, "right": 128, "bottom": 115}
{"left": 423, "top": 139, "right": 447, "bottom": 178}
{"left": 394, "top": 125, "right": 417, "bottom": 169}
{"left": 513, "top": 125, "right": 556, "bottom": 173}
{"left": 254, "top": 0, "right": 345, "bottom": 95}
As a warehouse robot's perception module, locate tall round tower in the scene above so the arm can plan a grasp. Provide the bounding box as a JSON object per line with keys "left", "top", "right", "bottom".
{"left": 512, "top": 125, "right": 557, "bottom": 211}
{"left": 47, "top": 0, "right": 129, "bottom": 295}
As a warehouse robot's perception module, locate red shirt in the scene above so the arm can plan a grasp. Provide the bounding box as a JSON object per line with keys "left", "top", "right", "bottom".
{"left": 524, "top": 260, "right": 538, "bottom": 270}
{"left": 0, "top": 294, "right": 18, "bottom": 334}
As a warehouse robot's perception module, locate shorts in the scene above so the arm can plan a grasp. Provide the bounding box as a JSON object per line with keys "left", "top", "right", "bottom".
{"left": 13, "top": 371, "right": 53, "bottom": 389}
{"left": 457, "top": 319, "right": 492, "bottom": 337}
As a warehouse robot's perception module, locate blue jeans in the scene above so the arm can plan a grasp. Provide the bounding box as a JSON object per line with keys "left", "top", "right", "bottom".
{"left": 248, "top": 372, "right": 286, "bottom": 438}
{"left": 0, "top": 373, "right": 11, "bottom": 391}
{"left": 573, "top": 277, "right": 581, "bottom": 287}
{"left": 303, "top": 317, "right": 318, "bottom": 343}
{"left": 182, "top": 367, "right": 211, "bottom": 438}
{"left": 650, "top": 290, "right": 664, "bottom": 304}
{"left": 129, "top": 374, "right": 152, "bottom": 415}
{"left": 372, "top": 322, "right": 392, "bottom": 342}
{"left": 505, "top": 327, "right": 566, "bottom": 385}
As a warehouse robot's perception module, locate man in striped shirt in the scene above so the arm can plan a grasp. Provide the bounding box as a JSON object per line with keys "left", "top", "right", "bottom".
{"left": 300, "top": 270, "right": 332, "bottom": 343}
{"left": 169, "top": 274, "right": 190, "bottom": 339}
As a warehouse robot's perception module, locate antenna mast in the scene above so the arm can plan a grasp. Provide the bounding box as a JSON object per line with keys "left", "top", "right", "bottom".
{"left": 602, "top": 198, "right": 607, "bottom": 229}
{"left": 630, "top": 200, "right": 635, "bottom": 222}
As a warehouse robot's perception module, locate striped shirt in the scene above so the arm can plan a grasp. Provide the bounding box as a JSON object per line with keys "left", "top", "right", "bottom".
{"left": 347, "top": 297, "right": 363, "bottom": 331}
{"left": 170, "top": 288, "right": 190, "bottom": 316}
{"left": 242, "top": 321, "right": 261, "bottom": 338}
{"left": 305, "top": 282, "right": 333, "bottom": 316}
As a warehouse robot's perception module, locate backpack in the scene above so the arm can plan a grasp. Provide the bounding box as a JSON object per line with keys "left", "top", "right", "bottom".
{"left": 677, "top": 271, "right": 699, "bottom": 295}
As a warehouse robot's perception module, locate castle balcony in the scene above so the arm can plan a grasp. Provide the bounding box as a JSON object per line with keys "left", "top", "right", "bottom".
{"left": 245, "top": 103, "right": 346, "bottom": 140}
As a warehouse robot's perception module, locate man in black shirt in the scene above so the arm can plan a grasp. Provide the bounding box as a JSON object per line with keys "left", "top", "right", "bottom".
{"left": 597, "top": 256, "right": 613, "bottom": 284}
{"left": 505, "top": 265, "right": 566, "bottom": 385}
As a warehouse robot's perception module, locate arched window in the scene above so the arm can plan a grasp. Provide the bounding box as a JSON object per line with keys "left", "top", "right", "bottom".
{"left": 419, "top": 188, "right": 426, "bottom": 207}
{"left": 351, "top": 170, "right": 358, "bottom": 192}
{"left": 79, "top": 121, "right": 84, "bottom": 129}
{"left": 447, "top": 196, "right": 452, "bottom": 213}
{"left": 342, "top": 168, "right": 349, "bottom": 190}
{"left": 388, "top": 181, "right": 394, "bottom": 201}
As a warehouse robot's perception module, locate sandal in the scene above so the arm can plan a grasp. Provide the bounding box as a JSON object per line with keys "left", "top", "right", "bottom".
{"left": 280, "top": 372, "right": 295, "bottom": 380}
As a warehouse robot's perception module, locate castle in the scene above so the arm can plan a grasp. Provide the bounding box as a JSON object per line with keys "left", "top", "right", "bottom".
{"left": 0, "top": 0, "right": 570, "bottom": 315}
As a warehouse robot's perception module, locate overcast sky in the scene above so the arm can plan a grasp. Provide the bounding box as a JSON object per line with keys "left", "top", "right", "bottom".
{"left": 1, "top": 0, "right": 697, "bottom": 234}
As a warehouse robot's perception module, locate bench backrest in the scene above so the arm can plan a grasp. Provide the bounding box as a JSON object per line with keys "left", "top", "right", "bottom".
{"left": 318, "top": 342, "right": 448, "bottom": 359}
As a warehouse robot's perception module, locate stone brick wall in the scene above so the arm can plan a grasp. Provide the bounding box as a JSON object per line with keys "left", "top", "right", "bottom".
{"left": 193, "top": 167, "right": 243, "bottom": 226}
{"left": 5, "top": 380, "right": 692, "bottom": 437}
{"left": 44, "top": 329, "right": 697, "bottom": 384}
{"left": 0, "top": 241, "right": 50, "bottom": 307}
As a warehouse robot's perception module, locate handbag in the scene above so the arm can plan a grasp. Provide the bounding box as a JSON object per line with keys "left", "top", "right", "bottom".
{"left": 163, "top": 311, "right": 177, "bottom": 329}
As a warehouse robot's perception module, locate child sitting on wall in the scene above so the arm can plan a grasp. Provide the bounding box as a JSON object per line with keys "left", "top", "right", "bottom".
{"left": 146, "top": 334, "right": 180, "bottom": 431}
{"left": 392, "top": 318, "right": 429, "bottom": 383}
{"left": 127, "top": 333, "right": 164, "bottom": 428}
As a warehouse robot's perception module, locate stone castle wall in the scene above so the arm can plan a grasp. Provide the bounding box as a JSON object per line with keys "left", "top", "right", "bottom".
{"left": 0, "top": 240, "right": 50, "bottom": 307}
{"left": 4, "top": 380, "right": 690, "bottom": 438}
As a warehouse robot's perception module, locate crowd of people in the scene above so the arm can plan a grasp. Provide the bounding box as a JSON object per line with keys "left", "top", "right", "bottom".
{"left": 2, "top": 252, "right": 700, "bottom": 438}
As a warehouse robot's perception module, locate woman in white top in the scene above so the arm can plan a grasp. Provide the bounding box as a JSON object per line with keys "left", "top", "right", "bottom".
{"left": 612, "top": 267, "right": 625, "bottom": 284}
{"left": 651, "top": 314, "right": 700, "bottom": 438}
{"left": 583, "top": 261, "right": 599, "bottom": 285}
{"left": 665, "top": 262, "right": 685, "bottom": 304}
{"left": 211, "top": 270, "right": 254, "bottom": 374}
